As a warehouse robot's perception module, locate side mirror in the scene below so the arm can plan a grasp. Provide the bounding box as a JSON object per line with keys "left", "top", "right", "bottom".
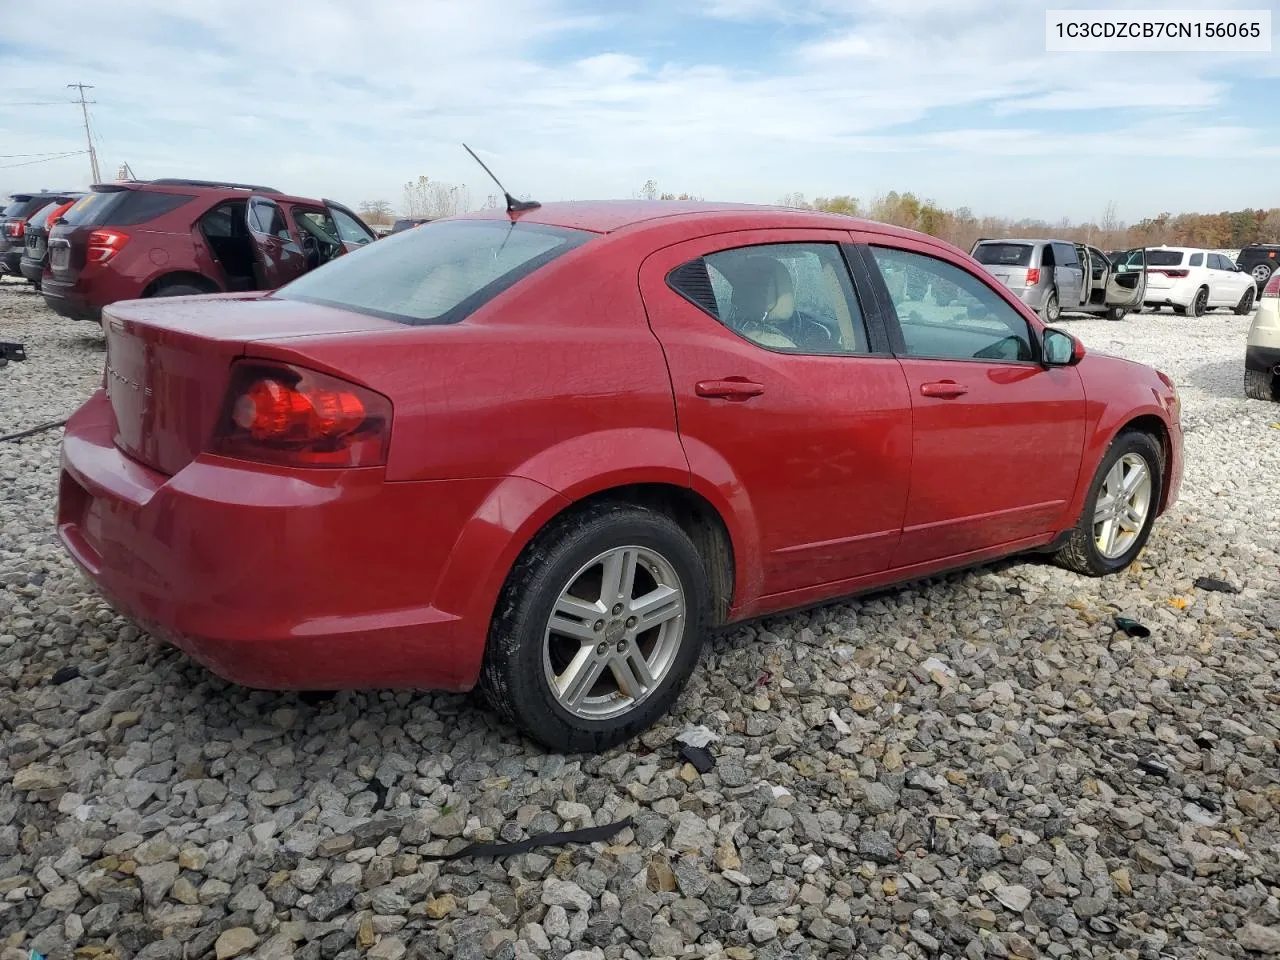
{"left": 1042, "top": 327, "right": 1084, "bottom": 366}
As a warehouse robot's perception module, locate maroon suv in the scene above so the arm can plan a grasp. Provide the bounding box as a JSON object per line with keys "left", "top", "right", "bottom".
{"left": 42, "top": 178, "right": 376, "bottom": 322}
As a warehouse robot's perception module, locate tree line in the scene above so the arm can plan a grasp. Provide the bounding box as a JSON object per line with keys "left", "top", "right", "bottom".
{"left": 361, "top": 178, "right": 1280, "bottom": 252}
{"left": 779, "top": 192, "right": 1280, "bottom": 253}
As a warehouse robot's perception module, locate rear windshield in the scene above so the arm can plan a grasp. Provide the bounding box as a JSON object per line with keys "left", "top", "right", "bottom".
{"left": 25, "top": 201, "right": 60, "bottom": 227}
{"left": 1144, "top": 250, "right": 1184, "bottom": 267}
{"left": 973, "top": 243, "right": 1034, "bottom": 267}
{"left": 2, "top": 196, "right": 56, "bottom": 219}
{"left": 59, "top": 189, "right": 195, "bottom": 228}
{"left": 275, "top": 218, "right": 593, "bottom": 325}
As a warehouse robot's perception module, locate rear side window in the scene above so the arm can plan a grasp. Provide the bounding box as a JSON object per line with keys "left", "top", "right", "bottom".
{"left": 1188, "top": 253, "right": 1204, "bottom": 267}
{"left": 1145, "top": 250, "right": 1184, "bottom": 267}
{"left": 667, "top": 243, "right": 870, "bottom": 355}
{"left": 59, "top": 189, "right": 194, "bottom": 228}
{"left": 972, "top": 243, "right": 1033, "bottom": 267}
{"left": 275, "top": 218, "right": 592, "bottom": 325}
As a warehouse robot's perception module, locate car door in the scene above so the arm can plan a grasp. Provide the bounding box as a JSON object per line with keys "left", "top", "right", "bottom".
{"left": 1053, "top": 242, "right": 1085, "bottom": 307}
{"left": 245, "top": 195, "right": 307, "bottom": 289}
{"left": 638, "top": 229, "right": 913, "bottom": 599}
{"left": 1210, "top": 254, "right": 1248, "bottom": 305}
{"left": 324, "top": 200, "right": 377, "bottom": 253}
{"left": 854, "top": 240, "right": 1087, "bottom": 567}
{"left": 1104, "top": 247, "right": 1147, "bottom": 308}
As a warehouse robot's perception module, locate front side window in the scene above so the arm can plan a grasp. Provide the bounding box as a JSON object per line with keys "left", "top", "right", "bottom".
{"left": 667, "top": 243, "right": 869, "bottom": 355}
{"left": 275, "top": 218, "right": 592, "bottom": 325}
{"left": 870, "top": 246, "right": 1034, "bottom": 363}
{"left": 330, "top": 206, "right": 374, "bottom": 246}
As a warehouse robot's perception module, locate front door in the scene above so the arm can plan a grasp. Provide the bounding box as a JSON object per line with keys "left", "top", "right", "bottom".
{"left": 639, "top": 229, "right": 913, "bottom": 600}
{"left": 245, "top": 195, "right": 307, "bottom": 289}
{"left": 324, "top": 200, "right": 377, "bottom": 253}
{"left": 857, "top": 241, "right": 1087, "bottom": 567}
{"left": 1105, "top": 248, "right": 1147, "bottom": 308}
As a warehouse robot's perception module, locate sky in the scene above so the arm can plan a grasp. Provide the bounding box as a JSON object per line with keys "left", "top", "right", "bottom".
{"left": 2, "top": 0, "right": 1278, "bottom": 224}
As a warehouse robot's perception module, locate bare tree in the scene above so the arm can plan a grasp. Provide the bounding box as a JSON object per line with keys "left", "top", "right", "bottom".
{"left": 402, "top": 176, "right": 470, "bottom": 218}
{"left": 358, "top": 200, "right": 394, "bottom": 226}
{"left": 639, "top": 179, "right": 659, "bottom": 201}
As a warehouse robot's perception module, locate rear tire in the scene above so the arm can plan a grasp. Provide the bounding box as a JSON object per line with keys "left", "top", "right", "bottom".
{"left": 1244, "top": 368, "right": 1277, "bottom": 402}
{"left": 1040, "top": 290, "right": 1061, "bottom": 323}
{"left": 1106, "top": 305, "right": 1127, "bottom": 322}
{"left": 1234, "top": 287, "right": 1256, "bottom": 315}
{"left": 1189, "top": 287, "right": 1209, "bottom": 318}
{"left": 479, "top": 503, "right": 710, "bottom": 753}
{"left": 1251, "top": 262, "right": 1275, "bottom": 289}
{"left": 1054, "top": 430, "right": 1163, "bottom": 577}
{"left": 150, "top": 283, "right": 207, "bottom": 298}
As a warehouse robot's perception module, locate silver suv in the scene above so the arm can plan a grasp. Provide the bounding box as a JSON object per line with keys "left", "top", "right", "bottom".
{"left": 971, "top": 239, "right": 1146, "bottom": 322}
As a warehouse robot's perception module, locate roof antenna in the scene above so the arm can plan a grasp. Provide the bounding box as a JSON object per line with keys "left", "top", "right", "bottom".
{"left": 462, "top": 143, "right": 540, "bottom": 215}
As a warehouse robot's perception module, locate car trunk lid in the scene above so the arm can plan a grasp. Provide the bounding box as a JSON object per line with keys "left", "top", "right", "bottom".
{"left": 102, "top": 294, "right": 403, "bottom": 476}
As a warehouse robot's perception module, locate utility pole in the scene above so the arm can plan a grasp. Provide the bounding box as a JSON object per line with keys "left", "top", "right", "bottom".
{"left": 67, "top": 82, "right": 101, "bottom": 184}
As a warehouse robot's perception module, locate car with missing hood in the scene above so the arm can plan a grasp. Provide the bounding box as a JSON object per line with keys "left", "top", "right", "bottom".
{"left": 56, "top": 200, "right": 1183, "bottom": 752}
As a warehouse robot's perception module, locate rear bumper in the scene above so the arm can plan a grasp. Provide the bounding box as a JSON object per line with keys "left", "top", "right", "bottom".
{"left": 42, "top": 277, "right": 102, "bottom": 321}
{"left": 1245, "top": 343, "right": 1280, "bottom": 375}
{"left": 18, "top": 257, "right": 43, "bottom": 284}
{"left": 1003, "top": 284, "right": 1051, "bottom": 311}
{"left": 56, "top": 392, "right": 560, "bottom": 692}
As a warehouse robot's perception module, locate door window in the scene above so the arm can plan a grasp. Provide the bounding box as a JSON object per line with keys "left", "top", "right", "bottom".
{"left": 667, "top": 243, "right": 869, "bottom": 355}
{"left": 295, "top": 208, "right": 340, "bottom": 244}
{"left": 330, "top": 206, "right": 374, "bottom": 246}
{"left": 248, "top": 198, "right": 291, "bottom": 240}
{"left": 1053, "top": 243, "right": 1080, "bottom": 267}
{"left": 1189, "top": 252, "right": 1204, "bottom": 267}
{"left": 869, "top": 246, "right": 1035, "bottom": 363}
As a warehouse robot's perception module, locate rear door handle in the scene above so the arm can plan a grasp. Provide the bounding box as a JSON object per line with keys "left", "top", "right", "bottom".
{"left": 919, "top": 380, "right": 968, "bottom": 399}
{"left": 695, "top": 379, "right": 765, "bottom": 400}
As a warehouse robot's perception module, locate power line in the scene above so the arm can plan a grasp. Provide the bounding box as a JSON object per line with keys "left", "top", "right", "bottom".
{"left": 0, "top": 151, "right": 84, "bottom": 158}
{"left": 0, "top": 100, "right": 77, "bottom": 107}
{"left": 67, "top": 83, "right": 101, "bottom": 183}
{"left": 0, "top": 152, "right": 87, "bottom": 171}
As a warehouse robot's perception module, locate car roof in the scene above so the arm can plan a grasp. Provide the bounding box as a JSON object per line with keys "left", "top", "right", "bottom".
{"left": 100, "top": 179, "right": 324, "bottom": 206}
{"left": 459, "top": 199, "right": 932, "bottom": 242}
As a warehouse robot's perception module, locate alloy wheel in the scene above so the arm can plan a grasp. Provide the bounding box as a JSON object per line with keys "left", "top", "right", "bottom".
{"left": 1093, "top": 453, "right": 1153, "bottom": 560}
{"left": 542, "top": 545, "right": 686, "bottom": 720}
{"left": 1252, "top": 264, "right": 1273, "bottom": 284}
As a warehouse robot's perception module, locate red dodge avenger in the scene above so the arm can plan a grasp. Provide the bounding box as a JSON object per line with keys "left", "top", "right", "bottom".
{"left": 57, "top": 200, "right": 1183, "bottom": 752}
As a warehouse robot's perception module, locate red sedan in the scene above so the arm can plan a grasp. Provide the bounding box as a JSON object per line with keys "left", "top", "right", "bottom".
{"left": 57, "top": 201, "right": 1183, "bottom": 752}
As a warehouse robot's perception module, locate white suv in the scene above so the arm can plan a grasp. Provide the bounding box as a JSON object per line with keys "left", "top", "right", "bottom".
{"left": 1123, "top": 247, "right": 1257, "bottom": 317}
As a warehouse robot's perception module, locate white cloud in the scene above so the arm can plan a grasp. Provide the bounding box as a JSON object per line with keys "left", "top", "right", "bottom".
{"left": 2, "top": 0, "right": 1276, "bottom": 222}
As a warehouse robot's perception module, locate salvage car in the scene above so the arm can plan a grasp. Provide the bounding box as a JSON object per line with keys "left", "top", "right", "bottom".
{"left": 42, "top": 178, "right": 375, "bottom": 322}
{"left": 1237, "top": 243, "right": 1280, "bottom": 291}
{"left": 1113, "top": 246, "right": 1257, "bottom": 317}
{"left": 18, "top": 197, "right": 81, "bottom": 290}
{"left": 0, "top": 190, "right": 82, "bottom": 276}
{"left": 1245, "top": 272, "right": 1280, "bottom": 401}
{"left": 56, "top": 201, "right": 1184, "bottom": 751}
{"left": 970, "top": 238, "right": 1146, "bottom": 322}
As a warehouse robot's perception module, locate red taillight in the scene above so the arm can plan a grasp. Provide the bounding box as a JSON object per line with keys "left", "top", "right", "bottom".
{"left": 6, "top": 220, "right": 25, "bottom": 239}
{"left": 1025, "top": 267, "right": 1040, "bottom": 285}
{"left": 212, "top": 362, "right": 391, "bottom": 468}
{"left": 87, "top": 229, "right": 129, "bottom": 264}
{"left": 1264, "top": 274, "right": 1280, "bottom": 298}
{"left": 1157, "top": 268, "right": 1189, "bottom": 278}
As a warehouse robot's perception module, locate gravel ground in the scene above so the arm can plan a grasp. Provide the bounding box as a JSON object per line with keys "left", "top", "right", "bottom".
{"left": 2, "top": 274, "right": 1279, "bottom": 960}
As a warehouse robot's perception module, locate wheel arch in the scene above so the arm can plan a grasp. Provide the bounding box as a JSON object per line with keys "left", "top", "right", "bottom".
{"left": 1111, "top": 412, "right": 1175, "bottom": 513}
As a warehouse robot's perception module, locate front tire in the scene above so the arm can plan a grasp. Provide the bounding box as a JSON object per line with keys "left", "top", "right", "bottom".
{"left": 1234, "top": 287, "right": 1255, "bottom": 315}
{"left": 479, "top": 503, "right": 710, "bottom": 753}
{"left": 1106, "top": 305, "right": 1127, "bottom": 322}
{"left": 1054, "top": 431, "right": 1163, "bottom": 577}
